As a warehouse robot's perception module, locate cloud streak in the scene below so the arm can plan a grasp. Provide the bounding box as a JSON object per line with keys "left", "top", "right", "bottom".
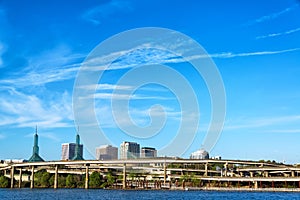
{"left": 25, "top": 131, "right": 61, "bottom": 142}
{"left": 91, "top": 92, "right": 174, "bottom": 100}
{"left": 81, "top": 42, "right": 300, "bottom": 72}
{"left": 4, "top": 46, "right": 298, "bottom": 88}
{"left": 209, "top": 48, "right": 300, "bottom": 58}
{"left": 0, "top": 42, "right": 5, "bottom": 67}
{"left": 224, "top": 115, "right": 300, "bottom": 131}
{"left": 256, "top": 27, "right": 300, "bottom": 39}
{"left": 0, "top": 45, "right": 85, "bottom": 88}
{"left": 264, "top": 129, "right": 300, "bottom": 134}
{"left": 0, "top": 88, "right": 73, "bottom": 128}
{"left": 95, "top": 104, "right": 182, "bottom": 129}
{"left": 245, "top": 4, "right": 299, "bottom": 26}
{"left": 1, "top": 41, "right": 298, "bottom": 130}
{"left": 82, "top": 0, "right": 133, "bottom": 25}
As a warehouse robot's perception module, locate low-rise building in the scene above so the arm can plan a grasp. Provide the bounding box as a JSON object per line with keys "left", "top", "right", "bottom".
{"left": 141, "top": 147, "right": 157, "bottom": 158}
{"left": 96, "top": 145, "right": 118, "bottom": 160}
{"left": 190, "top": 149, "right": 209, "bottom": 159}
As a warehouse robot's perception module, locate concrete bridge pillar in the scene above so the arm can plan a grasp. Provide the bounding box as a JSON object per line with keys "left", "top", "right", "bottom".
{"left": 85, "top": 165, "right": 89, "bottom": 189}
{"left": 250, "top": 172, "right": 254, "bottom": 177}
{"left": 264, "top": 171, "right": 269, "bottom": 177}
{"left": 254, "top": 181, "right": 258, "bottom": 189}
{"left": 54, "top": 165, "right": 58, "bottom": 189}
{"left": 224, "top": 162, "right": 228, "bottom": 177}
{"left": 30, "top": 166, "right": 34, "bottom": 189}
{"left": 18, "top": 168, "right": 22, "bottom": 188}
{"left": 204, "top": 163, "right": 208, "bottom": 176}
{"left": 164, "top": 162, "right": 167, "bottom": 185}
{"left": 122, "top": 163, "right": 126, "bottom": 189}
{"left": 10, "top": 166, "right": 14, "bottom": 188}
{"left": 291, "top": 171, "right": 295, "bottom": 177}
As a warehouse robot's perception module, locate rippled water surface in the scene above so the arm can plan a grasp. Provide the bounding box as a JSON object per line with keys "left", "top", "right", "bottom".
{"left": 0, "top": 189, "right": 300, "bottom": 200}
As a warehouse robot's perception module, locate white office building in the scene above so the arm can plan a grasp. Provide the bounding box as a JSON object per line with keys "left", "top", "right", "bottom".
{"left": 190, "top": 149, "right": 209, "bottom": 159}
{"left": 120, "top": 141, "right": 140, "bottom": 159}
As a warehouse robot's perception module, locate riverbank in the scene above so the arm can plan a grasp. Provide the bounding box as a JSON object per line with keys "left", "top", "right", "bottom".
{"left": 174, "top": 186, "right": 300, "bottom": 192}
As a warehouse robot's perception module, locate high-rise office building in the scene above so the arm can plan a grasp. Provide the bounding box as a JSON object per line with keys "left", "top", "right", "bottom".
{"left": 141, "top": 147, "right": 157, "bottom": 158}
{"left": 61, "top": 143, "right": 83, "bottom": 160}
{"left": 96, "top": 145, "right": 118, "bottom": 160}
{"left": 61, "top": 143, "right": 77, "bottom": 160}
{"left": 120, "top": 141, "right": 140, "bottom": 159}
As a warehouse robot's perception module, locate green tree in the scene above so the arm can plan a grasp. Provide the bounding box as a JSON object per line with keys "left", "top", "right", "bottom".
{"left": 75, "top": 175, "right": 84, "bottom": 188}
{"left": 58, "top": 175, "right": 66, "bottom": 188}
{"left": 66, "top": 174, "right": 76, "bottom": 188}
{"left": 129, "top": 172, "right": 136, "bottom": 181}
{"left": 49, "top": 175, "right": 54, "bottom": 186}
{"left": 40, "top": 172, "right": 51, "bottom": 187}
{"left": 118, "top": 175, "right": 123, "bottom": 181}
{"left": 0, "top": 175, "right": 9, "bottom": 188}
{"left": 89, "top": 172, "right": 101, "bottom": 188}
{"left": 190, "top": 173, "right": 200, "bottom": 187}
{"left": 106, "top": 173, "right": 115, "bottom": 187}
{"left": 34, "top": 169, "right": 47, "bottom": 187}
{"left": 180, "top": 174, "right": 189, "bottom": 182}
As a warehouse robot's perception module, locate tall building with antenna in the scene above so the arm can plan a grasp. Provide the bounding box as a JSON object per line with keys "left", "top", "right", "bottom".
{"left": 28, "top": 126, "right": 44, "bottom": 162}
{"left": 61, "top": 129, "right": 83, "bottom": 160}
{"left": 72, "top": 133, "right": 84, "bottom": 160}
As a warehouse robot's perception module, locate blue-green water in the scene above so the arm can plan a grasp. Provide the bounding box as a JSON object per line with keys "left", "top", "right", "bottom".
{"left": 0, "top": 189, "right": 299, "bottom": 200}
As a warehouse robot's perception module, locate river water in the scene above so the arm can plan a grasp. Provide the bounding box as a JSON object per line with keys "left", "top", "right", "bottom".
{"left": 0, "top": 189, "right": 299, "bottom": 200}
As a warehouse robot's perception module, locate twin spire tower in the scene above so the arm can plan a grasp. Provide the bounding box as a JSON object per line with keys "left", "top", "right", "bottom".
{"left": 28, "top": 126, "right": 83, "bottom": 162}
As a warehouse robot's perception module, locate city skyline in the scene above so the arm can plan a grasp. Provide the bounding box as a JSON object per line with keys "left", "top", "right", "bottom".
{"left": 0, "top": 1, "right": 300, "bottom": 163}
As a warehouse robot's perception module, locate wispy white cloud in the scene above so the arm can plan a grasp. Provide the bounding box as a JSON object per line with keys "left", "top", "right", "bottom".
{"left": 224, "top": 115, "right": 300, "bottom": 131}
{"left": 93, "top": 92, "right": 174, "bottom": 100}
{"left": 0, "top": 88, "right": 73, "bottom": 128}
{"left": 81, "top": 83, "right": 169, "bottom": 93}
{"left": 79, "top": 83, "right": 134, "bottom": 91}
{"left": 263, "top": 129, "right": 300, "bottom": 133}
{"left": 0, "top": 46, "right": 79, "bottom": 129}
{"left": 0, "top": 42, "right": 5, "bottom": 67}
{"left": 209, "top": 48, "right": 300, "bottom": 58}
{"left": 1, "top": 41, "right": 298, "bottom": 131}
{"left": 0, "top": 45, "right": 84, "bottom": 88}
{"left": 245, "top": 4, "right": 299, "bottom": 26}
{"left": 95, "top": 104, "right": 181, "bottom": 129}
{"left": 130, "top": 106, "right": 181, "bottom": 118}
{"left": 0, "top": 7, "right": 8, "bottom": 68}
{"left": 81, "top": 43, "right": 300, "bottom": 73}
{"left": 82, "top": 0, "right": 133, "bottom": 25}
{"left": 25, "top": 131, "right": 61, "bottom": 142}
{"left": 256, "top": 27, "right": 300, "bottom": 39}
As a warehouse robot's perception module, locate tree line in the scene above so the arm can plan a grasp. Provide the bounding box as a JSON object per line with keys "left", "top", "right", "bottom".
{"left": 0, "top": 170, "right": 117, "bottom": 188}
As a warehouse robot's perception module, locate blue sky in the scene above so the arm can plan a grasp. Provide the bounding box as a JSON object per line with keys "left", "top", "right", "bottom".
{"left": 0, "top": 0, "right": 300, "bottom": 163}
